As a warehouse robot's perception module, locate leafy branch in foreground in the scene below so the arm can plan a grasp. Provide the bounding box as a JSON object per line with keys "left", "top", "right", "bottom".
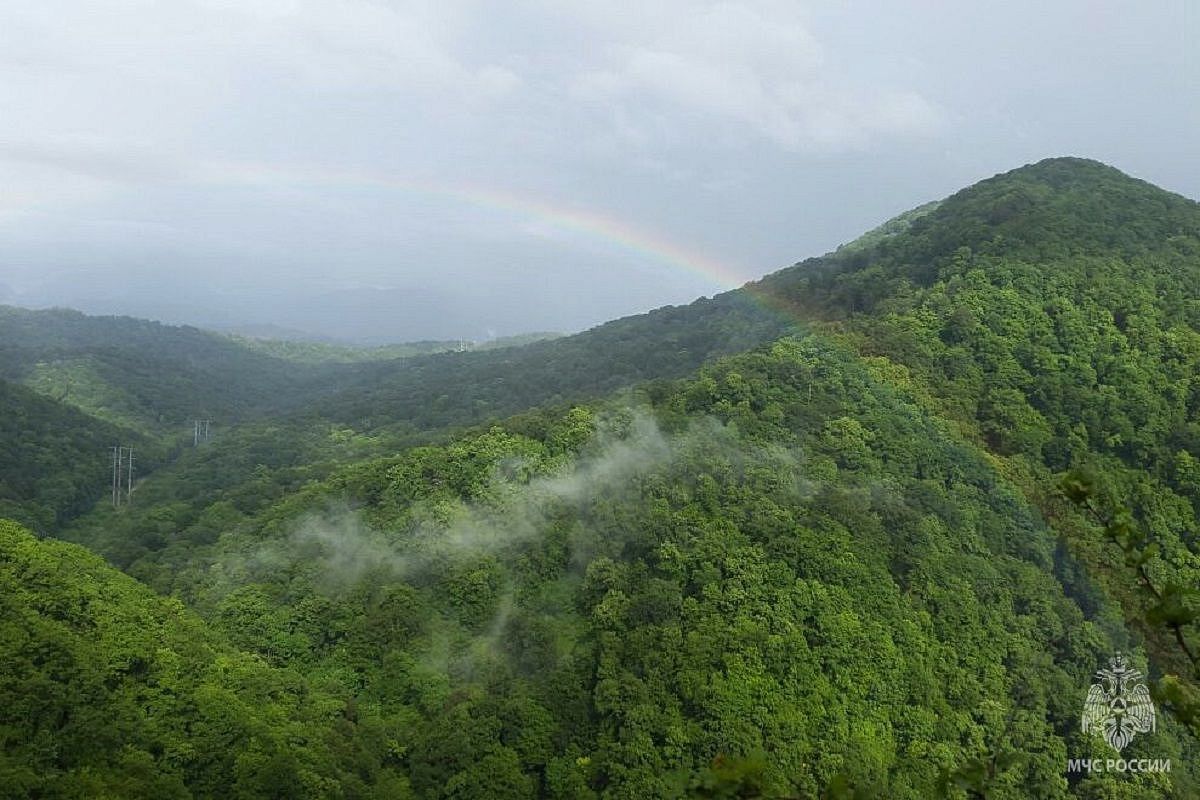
{"left": 1059, "top": 469, "right": 1200, "bottom": 732}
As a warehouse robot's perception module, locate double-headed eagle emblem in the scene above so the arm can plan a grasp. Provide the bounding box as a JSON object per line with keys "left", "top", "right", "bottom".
{"left": 1082, "top": 654, "right": 1156, "bottom": 751}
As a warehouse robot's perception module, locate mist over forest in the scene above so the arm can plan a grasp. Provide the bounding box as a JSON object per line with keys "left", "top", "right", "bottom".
{"left": 2, "top": 3, "right": 1200, "bottom": 799}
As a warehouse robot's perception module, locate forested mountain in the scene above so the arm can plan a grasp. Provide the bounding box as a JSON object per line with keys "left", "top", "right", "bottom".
{"left": 0, "top": 305, "right": 361, "bottom": 433}
{"left": 63, "top": 334, "right": 1200, "bottom": 798}
{"left": 2, "top": 286, "right": 788, "bottom": 439}
{"left": 5, "top": 157, "right": 1200, "bottom": 798}
{"left": 761, "top": 157, "right": 1200, "bottom": 688}
{"left": 0, "top": 276, "right": 794, "bottom": 531}
{"left": 314, "top": 290, "right": 792, "bottom": 432}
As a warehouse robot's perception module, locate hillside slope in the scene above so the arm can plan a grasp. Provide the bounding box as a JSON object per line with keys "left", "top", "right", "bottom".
{"left": 61, "top": 335, "right": 1200, "bottom": 797}
{"left": 2, "top": 290, "right": 790, "bottom": 530}
{"left": 29, "top": 156, "right": 1200, "bottom": 797}
{"left": 760, "top": 157, "right": 1200, "bottom": 685}
{"left": 315, "top": 290, "right": 792, "bottom": 432}
{"left": 0, "top": 305, "right": 361, "bottom": 434}
{"left": 0, "top": 518, "right": 412, "bottom": 798}
{"left": 0, "top": 379, "right": 148, "bottom": 532}
{"left": 18, "top": 291, "right": 791, "bottom": 537}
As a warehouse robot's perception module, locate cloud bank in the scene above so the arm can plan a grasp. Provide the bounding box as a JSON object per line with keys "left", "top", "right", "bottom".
{"left": 0, "top": 2, "right": 1194, "bottom": 340}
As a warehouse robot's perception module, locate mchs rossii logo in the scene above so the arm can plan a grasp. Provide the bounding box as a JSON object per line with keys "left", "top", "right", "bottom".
{"left": 1082, "top": 653, "right": 1156, "bottom": 751}
{"left": 1067, "top": 653, "right": 1170, "bottom": 774}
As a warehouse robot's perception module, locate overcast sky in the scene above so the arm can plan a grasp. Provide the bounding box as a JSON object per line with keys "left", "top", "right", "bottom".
{"left": 0, "top": 1, "right": 1196, "bottom": 343}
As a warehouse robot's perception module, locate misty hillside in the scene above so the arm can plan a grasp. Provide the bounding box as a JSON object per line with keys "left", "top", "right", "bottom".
{"left": 224, "top": 331, "right": 562, "bottom": 365}
{"left": 0, "top": 292, "right": 792, "bottom": 535}
{"left": 316, "top": 291, "right": 793, "bottom": 431}
{"left": 0, "top": 305, "right": 363, "bottom": 432}
{"left": 6, "top": 157, "right": 1200, "bottom": 798}
{"left": 61, "top": 336, "right": 1200, "bottom": 798}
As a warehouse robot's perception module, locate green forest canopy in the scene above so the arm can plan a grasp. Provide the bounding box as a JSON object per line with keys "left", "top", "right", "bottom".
{"left": 4, "top": 157, "right": 1200, "bottom": 798}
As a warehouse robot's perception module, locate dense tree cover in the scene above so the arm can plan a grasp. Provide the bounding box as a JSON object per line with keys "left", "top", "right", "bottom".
{"left": 0, "top": 519, "right": 415, "bottom": 798}
{"left": 8, "top": 157, "right": 1200, "bottom": 797}
{"left": 3, "top": 287, "right": 788, "bottom": 441}
{"left": 0, "top": 291, "right": 785, "bottom": 543}
{"left": 0, "top": 305, "right": 364, "bottom": 434}
{"left": 755, "top": 157, "right": 1200, "bottom": 743}
{"left": 61, "top": 418, "right": 407, "bottom": 591}
{"left": 758, "top": 158, "right": 1199, "bottom": 315}
{"left": 832, "top": 248, "right": 1200, "bottom": 640}
{"left": 56, "top": 336, "right": 1200, "bottom": 797}
{"left": 313, "top": 291, "right": 793, "bottom": 432}
{"left": 0, "top": 379, "right": 153, "bottom": 533}
{"left": 3, "top": 288, "right": 786, "bottom": 525}
{"left": 1060, "top": 472, "right": 1200, "bottom": 736}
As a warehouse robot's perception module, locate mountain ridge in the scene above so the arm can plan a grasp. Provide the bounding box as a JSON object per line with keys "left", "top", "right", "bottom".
{"left": 7, "top": 155, "right": 1200, "bottom": 797}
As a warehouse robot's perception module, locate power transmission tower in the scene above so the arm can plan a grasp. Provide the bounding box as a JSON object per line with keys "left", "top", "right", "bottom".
{"left": 110, "top": 445, "right": 134, "bottom": 506}
{"left": 111, "top": 446, "right": 120, "bottom": 507}
{"left": 193, "top": 419, "right": 212, "bottom": 445}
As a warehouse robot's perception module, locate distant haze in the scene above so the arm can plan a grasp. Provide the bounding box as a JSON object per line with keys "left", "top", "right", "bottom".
{"left": 1, "top": 2, "right": 1196, "bottom": 343}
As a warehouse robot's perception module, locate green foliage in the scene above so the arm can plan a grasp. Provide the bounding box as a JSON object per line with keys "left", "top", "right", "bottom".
{"left": 0, "top": 518, "right": 412, "bottom": 798}
{"left": 312, "top": 292, "right": 794, "bottom": 431}
{"left": 1059, "top": 469, "right": 1200, "bottom": 734}
{"left": 2, "top": 280, "right": 788, "bottom": 532}
{"left": 0, "top": 379, "right": 152, "bottom": 532}
{"left": 59, "top": 333, "right": 1199, "bottom": 796}
{"left": 0, "top": 304, "right": 375, "bottom": 437}
{"left": 8, "top": 157, "right": 1200, "bottom": 798}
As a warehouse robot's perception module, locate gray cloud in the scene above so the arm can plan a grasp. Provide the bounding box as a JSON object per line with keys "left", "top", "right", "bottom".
{"left": 0, "top": 1, "right": 1195, "bottom": 341}
{"left": 0, "top": 142, "right": 183, "bottom": 185}
{"left": 566, "top": 2, "right": 943, "bottom": 151}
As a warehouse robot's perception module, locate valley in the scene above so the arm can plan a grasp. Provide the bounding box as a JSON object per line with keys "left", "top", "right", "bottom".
{"left": 2, "top": 158, "right": 1199, "bottom": 798}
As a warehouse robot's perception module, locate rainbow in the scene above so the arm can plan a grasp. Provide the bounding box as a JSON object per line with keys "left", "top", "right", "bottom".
{"left": 199, "top": 160, "right": 752, "bottom": 292}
